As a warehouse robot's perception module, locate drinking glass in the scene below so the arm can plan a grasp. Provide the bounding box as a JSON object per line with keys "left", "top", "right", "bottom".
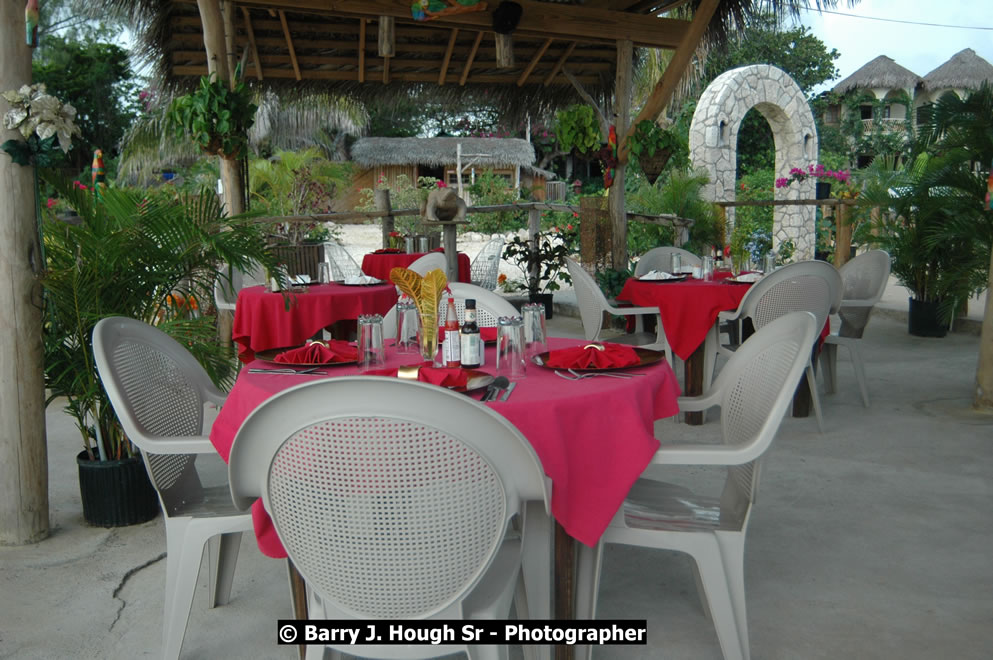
{"left": 521, "top": 302, "right": 548, "bottom": 359}
{"left": 317, "top": 262, "right": 331, "bottom": 284}
{"left": 495, "top": 316, "right": 527, "bottom": 381}
{"left": 701, "top": 256, "right": 715, "bottom": 281}
{"left": 418, "top": 235, "right": 430, "bottom": 253}
{"left": 357, "top": 314, "right": 386, "bottom": 372}
{"left": 404, "top": 236, "right": 416, "bottom": 254}
{"left": 762, "top": 253, "right": 777, "bottom": 274}
{"left": 395, "top": 300, "right": 420, "bottom": 354}
{"left": 669, "top": 252, "right": 682, "bottom": 275}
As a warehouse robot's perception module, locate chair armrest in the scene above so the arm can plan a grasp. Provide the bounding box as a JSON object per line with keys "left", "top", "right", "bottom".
{"left": 203, "top": 386, "right": 227, "bottom": 408}
{"left": 139, "top": 436, "right": 218, "bottom": 455}
{"left": 651, "top": 443, "right": 762, "bottom": 466}
{"left": 676, "top": 391, "right": 722, "bottom": 412}
{"left": 838, "top": 300, "right": 875, "bottom": 309}
{"left": 604, "top": 304, "right": 659, "bottom": 317}
{"left": 718, "top": 308, "right": 744, "bottom": 323}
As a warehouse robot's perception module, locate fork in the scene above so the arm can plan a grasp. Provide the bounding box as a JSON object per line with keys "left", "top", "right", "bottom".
{"left": 555, "top": 369, "right": 633, "bottom": 381}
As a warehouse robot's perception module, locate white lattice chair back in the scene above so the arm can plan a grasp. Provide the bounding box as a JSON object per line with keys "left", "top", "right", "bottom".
{"left": 634, "top": 246, "right": 703, "bottom": 277}
{"left": 565, "top": 257, "right": 611, "bottom": 341}
{"left": 470, "top": 237, "right": 505, "bottom": 290}
{"left": 228, "top": 377, "right": 549, "bottom": 621}
{"left": 837, "top": 249, "right": 890, "bottom": 338}
{"left": 382, "top": 282, "right": 518, "bottom": 339}
{"left": 407, "top": 251, "right": 447, "bottom": 276}
{"left": 739, "top": 260, "right": 842, "bottom": 331}
{"left": 93, "top": 316, "right": 226, "bottom": 512}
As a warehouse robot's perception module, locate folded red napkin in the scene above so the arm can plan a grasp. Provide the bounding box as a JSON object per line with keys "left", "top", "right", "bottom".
{"left": 373, "top": 248, "right": 403, "bottom": 254}
{"left": 274, "top": 340, "right": 357, "bottom": 364}
{"left": 366, "top": 365, "right": 469, "bottom": 388}
{"left": 543, "top": 343, "right": 640, "bottom": 369}
{"left": 436, "top": 326, "right": 500, "bottom": 342}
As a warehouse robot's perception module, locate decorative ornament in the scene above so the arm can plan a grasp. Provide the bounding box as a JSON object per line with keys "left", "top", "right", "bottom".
{"left": 602, "top": 125, "right": 618, "bottom": 189}
{"left": 25, "top": 0, "right": 39, "bottom": 48}
{"left": 92, "top": 149, "right": 106, "bottom": 200}
{"left": 492, "top": 1, "right": 523, "bottom": 33}
{"left": 411, "top": 0, "right": 486, "bottom": 22}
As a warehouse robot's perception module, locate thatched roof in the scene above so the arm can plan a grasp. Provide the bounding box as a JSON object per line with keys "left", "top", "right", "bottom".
{"left": 112, "top": 0, "right": 830, "bottom": 122}
{"left": 352, "top": 137, "right": 535, "bottom": 168}
{"left": 833, "top": 55, "right": 923, "bottom": 94}
{"left": 923, "top": 48, "right": 993, "bottom": 90}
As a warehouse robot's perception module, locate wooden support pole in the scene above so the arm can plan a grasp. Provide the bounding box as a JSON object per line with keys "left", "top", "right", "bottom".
{"left": 975, "top": 245, "right": 993, "bottom": 409}
{"left": 374, "top": 189, "right": 394, "bottom": 249}
{"left": 610, "top": 39, "right": 632, "bottom": 270}
{"left": 528, "top": 207, "right": 541, "bottom": 294}
{"left": 834, "top": 202, "right": 851, "bottom": 267}
{"left": 220, "top": 0, "right": 237, "bottom": 83}
{"left": 378, "top": 15, "right": 395, "bottom": 57}
{"left": 495, "top": 33, "right": 514, "bottom": 68}
{"left": 0, "top": 0, "right": 48, "bottom": 544}
{"left": 442, "top": 224, "right": 459, "bottom": 282}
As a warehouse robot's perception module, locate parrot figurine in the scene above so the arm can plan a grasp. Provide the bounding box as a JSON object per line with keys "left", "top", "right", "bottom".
{"left": 25, "top": 0, "right": 39, "bottom": 48}
{"left": 91, "top": 149, "right": 106, "bottom": 200}
{"left": 602, "top": 125, "right": 618, "bottom": 189}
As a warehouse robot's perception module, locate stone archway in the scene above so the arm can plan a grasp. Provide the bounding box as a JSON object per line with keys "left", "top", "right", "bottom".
{"left": 689, "top": 64, "right": 818, "bottom": 259}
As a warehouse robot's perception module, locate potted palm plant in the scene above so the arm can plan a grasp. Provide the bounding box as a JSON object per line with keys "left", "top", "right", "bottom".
{"left": 42, "top": 174, "right": 280, "bottom": 525}
{"left": 502, "top": 227, "right": 578, "bottom": 318}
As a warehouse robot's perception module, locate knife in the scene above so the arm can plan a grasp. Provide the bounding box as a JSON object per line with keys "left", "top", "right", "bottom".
{"left": 483, "top": 376, "right": 510, "bottom": 402}
{"left": 499, "top": 382, "right": 517, "bottom": 401}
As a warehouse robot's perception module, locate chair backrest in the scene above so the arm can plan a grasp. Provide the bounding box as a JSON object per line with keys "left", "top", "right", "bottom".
{"left": 382, "top": 282, "right": 518, "bottom": 338}
{"left": 470, "top": 237, "right": 505, "bottom": 290}
{"left": 228, "top": 377, "right": 548, "bottom": 619}
{"left": 837, "top": 249, "right": 890, "bottom": 338}
{"left": 712, "top": 311, "right": 818, "bottom": 519}
{"left": 634, "top": 246, "right": 702, "bottom": 276}
{"left": 565, "top": 257, "right": 611, "bottom": 341}
{"left": 214, "top": 262, "right": 265, "bottom": 310}
{"left": 92, "top": 317, "right": 225, "bottom": 513}
{"left": 407, "top": 251, "right": 447, "bottom": 276}
{"left": 323, "top": 242, "right": 362, "bottom": 281}
{"left": 736, "top": 260, "right": 842, "bottom": 332}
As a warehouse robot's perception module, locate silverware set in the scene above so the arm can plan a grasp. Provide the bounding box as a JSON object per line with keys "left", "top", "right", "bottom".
{"left": 248, "top": 366, "right": 327, "bottom": 375}
{"left": 481, "top": 376, "right": 514, "bottom": 402}
{"left": 554, "top": 368, "right": 643, "bottom": 381}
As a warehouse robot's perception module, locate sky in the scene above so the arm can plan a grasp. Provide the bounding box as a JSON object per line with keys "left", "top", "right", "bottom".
{"left": 786, "top": 0, "right": 993, "bottom": 94}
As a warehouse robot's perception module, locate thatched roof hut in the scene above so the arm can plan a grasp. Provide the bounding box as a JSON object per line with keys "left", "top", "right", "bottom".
{"left": 923, "top": 48, "right": 993, "bottom": 91}
{"left": 832, "top": 55, "right": 923, "bottom": 95}
{"left": 352, "top": 137, "right": 534, "bottom": 169}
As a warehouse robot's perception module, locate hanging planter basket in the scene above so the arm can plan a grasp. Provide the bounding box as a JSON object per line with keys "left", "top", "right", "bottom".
{"left": 639, "top": 148, "right": 674, "bottom": 185}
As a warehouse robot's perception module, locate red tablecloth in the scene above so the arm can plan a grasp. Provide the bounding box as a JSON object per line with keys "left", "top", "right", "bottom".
{"left": 619, "top": 276, "right": 750, "bottom": 360}
{"left": 232, "top": 283, "right": 398, "bottom": 359}
{"left": 360, "top": 250, "right": 471, "bottom": 283}
{"left": 209, "top": 337, "right": 680, "bottom": 557}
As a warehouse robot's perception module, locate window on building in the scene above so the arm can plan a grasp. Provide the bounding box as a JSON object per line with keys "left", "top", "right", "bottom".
{"left": 860, "top": 105, "right": 873, "bottom": 120}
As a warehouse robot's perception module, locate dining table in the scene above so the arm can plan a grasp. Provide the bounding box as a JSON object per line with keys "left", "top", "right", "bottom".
{"left": 360, "top": 249, "right": 472, "bottom": 283}
{"left": 231, "top": 282, "right": 398, "bottom": 361}
{"left": 210, "top": 337, "right": 680, "bottom": 658}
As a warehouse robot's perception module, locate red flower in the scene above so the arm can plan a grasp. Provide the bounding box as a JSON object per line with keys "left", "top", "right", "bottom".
{"left": 46, "top": 198, "right": 57, "bottom": 209}
{"left": 437, "top": 181, "right": 447, "bottom": 188}
{"left": 723, "top": 245, "right": 731, "bottom": 258}
{"left": 389, "top": 231, "right": 401, "bottom": 238}
{"left": 572, "top": 212, "right": 579, "bottom": 218}
{"left": 566, "top": 224, "right": 574, "bottom": 230}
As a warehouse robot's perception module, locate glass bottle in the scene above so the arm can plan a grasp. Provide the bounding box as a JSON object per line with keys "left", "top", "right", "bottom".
{"left": 460, "top": 299, "right": 482, "bottom": 368}
{"left": 443, "top": 296, "right": 461, "bottom": 368}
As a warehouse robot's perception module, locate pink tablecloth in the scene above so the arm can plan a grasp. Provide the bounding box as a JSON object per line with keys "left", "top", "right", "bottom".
{"left": 209, "top": 337, "right": 680, "bottom": 557}
{"left": 619, "top": 277, "right": 750, "bottom": 360}
{"left": 361, "top": 250, "right": 471, "bottom": 283}
{"left": 232, "top": 283, "right": 398, "bottom": 359}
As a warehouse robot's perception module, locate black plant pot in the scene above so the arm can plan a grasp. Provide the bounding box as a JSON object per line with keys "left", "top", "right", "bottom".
{"left": 529, "top": 292, "right": 554, "bottom": 319}
{"left": 815, "top": 181, "right": 832, "bottom": 200}
{"left": 77, "top": 450, "right": 159, "bottom": 527}
{"left": 907, "top": 297, "right": 949, "bottom": 338}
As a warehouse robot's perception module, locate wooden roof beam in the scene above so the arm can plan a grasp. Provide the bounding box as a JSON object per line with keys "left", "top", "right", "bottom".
{"left": 620, "top": 0, "right": 718, "bottom": 163}
{"left": 233, "top": 0, "right": 688, "bottom": 48}
{"left": 543, "top": 41, "right": 576, "bottom": 87}
{"left": 240, "top": 7, "right": 263, "bottom": 80}
{"left": 171, "top": 65, "right": 602, "bottom": 84}
{"left": 358, "top": 17, "right": 366, "bottom": 82}
{"left": 277, "top": 10, "right": 302, "bottom": 80}
{"left": 518, "top": 37, "right": 553, "bottom": 86}
{"left": 438, "top": 28, "right": 458, "bottom": 85}
{"left": 459, "top": 31, "right": 484, "bottom": 86}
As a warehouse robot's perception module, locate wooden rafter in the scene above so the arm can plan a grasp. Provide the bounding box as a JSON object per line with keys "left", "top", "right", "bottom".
{"left": 517, "top": 38, "right": 553, "bottom": 87}
{"left": 543, "top": 41, "right": 576, "bottom": 86}
{"left": 240, "top": 7, "right": 263, "bottom": 80}
{"left": 438, "top": 28, "right": 458, "bottom": 86}
{"left": 619, "top": 0, "right": 719, "bottom": 162}
{"left": 171, "top": 65, "right": 602, "bottom": 85}
{"left": 232, "top": 0, "right": 689, "bottom": 49}
{"left": 358, "top": 17, "right": 365, "bottom": 82}
{"left": 277, "top": 10, "right": 302, "bottom": 80}
{"left": 459, "top": 31, "right": 484, "bottom": 86}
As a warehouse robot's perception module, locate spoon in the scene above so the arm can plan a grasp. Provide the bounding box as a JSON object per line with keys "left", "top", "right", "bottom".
{"left": 483, "top": 376, "right": 510, "bottom": 401}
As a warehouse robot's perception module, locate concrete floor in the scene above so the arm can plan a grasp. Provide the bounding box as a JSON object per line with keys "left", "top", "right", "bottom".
{"left": 2, "top": 307, "right": 992, "bottom": 659}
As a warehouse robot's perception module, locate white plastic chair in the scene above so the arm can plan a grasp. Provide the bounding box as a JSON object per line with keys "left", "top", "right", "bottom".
{"left": 634, "top": 246, "right": 703, "bottom": 277}
{"left": 820, "top": 250, "right": 891, "bottom": 407}
{"left": 575, "top": 311, "right": 819, "bottom": 660}
{"left": 323, "top": 241, "right": 363, "bottom": 281}
{"left": 213, "top": 262, "right": 266, "bottom": 314}
{"left": 228, "top": 377, "right": 551, "bottom": 660}
{"left": 92, "top": 317, "right": 253, "bottom": 660}
{"left": 717, "top": 260, "right": 842, "bottom": 432}
{"left": 383, "top": 282, "right": 518, "bottom": 339}
{"left": 407, "top": 251, "right": 447, "bottom": 276}
{"left": 470, "top": 237, "right": 505, "bottom": 290}
{"left": 565, "top": 257, "right": 671, "bottom": 365}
